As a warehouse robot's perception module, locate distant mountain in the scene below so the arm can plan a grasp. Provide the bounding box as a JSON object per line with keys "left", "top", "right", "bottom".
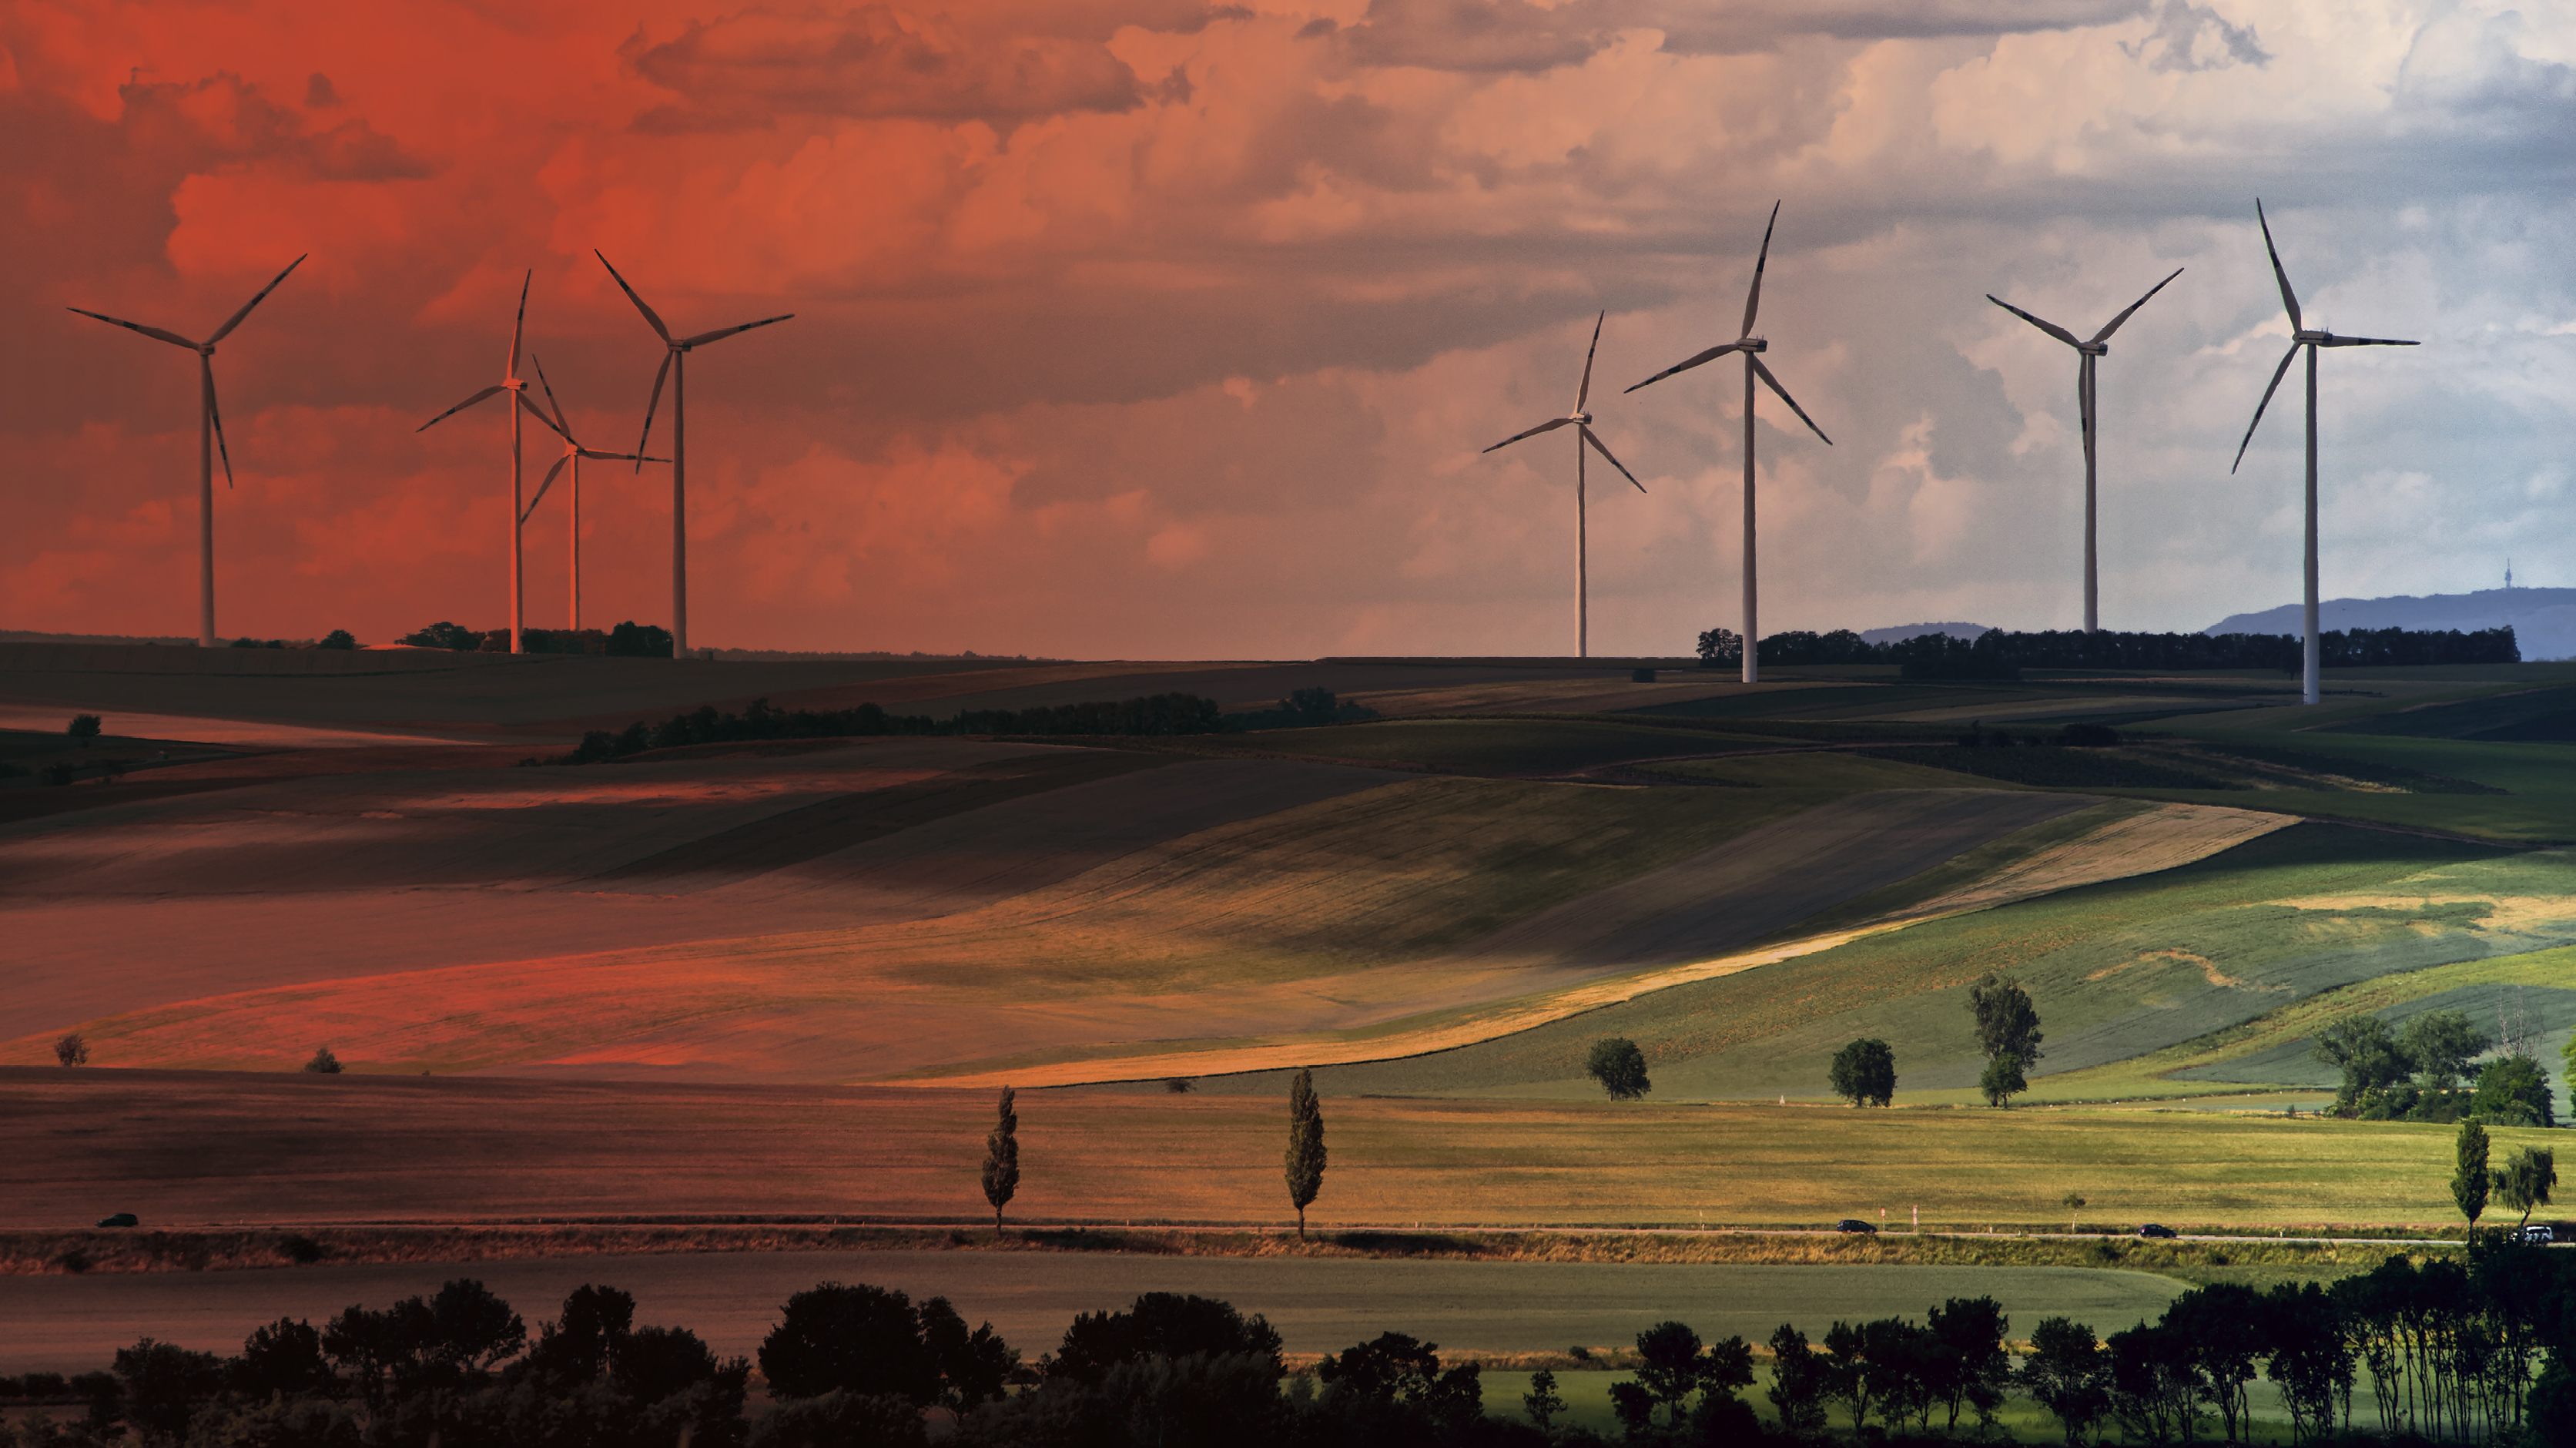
{"left": 1859, "top": 621, "right": 1991, "bottom": 645}
{"left": 2206, "top": 588, "right": 2576, "bottom": 661}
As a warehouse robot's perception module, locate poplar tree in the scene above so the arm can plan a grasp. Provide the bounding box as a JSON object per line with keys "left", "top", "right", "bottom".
{"left": 980, "top": 1086, "right": 1020, "bottom": 1235}
{"left": 1285, "top": 1068, "right": 1326, "bottom": 1241}
{"left": 2452, "top": 1118, "right": 2490, "bottom": 1225}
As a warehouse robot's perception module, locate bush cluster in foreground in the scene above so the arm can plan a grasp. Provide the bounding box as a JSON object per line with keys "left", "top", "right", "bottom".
{"left": 7, "top": 1238, "right": 2574, "bottom": 1446}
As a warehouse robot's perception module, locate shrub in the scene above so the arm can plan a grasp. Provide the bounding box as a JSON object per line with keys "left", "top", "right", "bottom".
{"left": 54, "top": 1032, "right": 87, "bottom": 1067}
{"left": 304, "top": 1046, "right": 343, "bottom": 1074}
{"left": 67, "top": 713, "right": 102, "bottom": 746}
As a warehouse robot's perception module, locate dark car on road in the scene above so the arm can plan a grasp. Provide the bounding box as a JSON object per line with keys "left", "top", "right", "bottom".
{"left": 95, "top": 1212, "right": 138, "bottom": 1228}
{"left": 1836, "top": 1218, "right": 1878, "bottom": 1234}
{"left": 2137, "top": 1222, "right": 2177, "bottom": 1239}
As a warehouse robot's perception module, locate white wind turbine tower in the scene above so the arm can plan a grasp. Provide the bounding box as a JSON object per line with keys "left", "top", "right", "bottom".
{"left": 1479, "top": 312, "right": 1646, "bottom": 658}
{"left": 1625, "top": 203, "right": 1831, "bottom": 684}
{"left": 1987, "top": 265, "right": 2183, "bottom": 633}
{"left": 521, "top": 354, "right": 668, "bottom": 632}
{"left": 69, "top": 255, "right": 305, "bottom": 649}
{"left": 594, "top": 252, "right": 793, "bottom": 660}
{"left": 417, "top": 272, "right": 557, "bottom": 654}
{"left": 2230, "top": 200, "right": 2418, "bottom": 706}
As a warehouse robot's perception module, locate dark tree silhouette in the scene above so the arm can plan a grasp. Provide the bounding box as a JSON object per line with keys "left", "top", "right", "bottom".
{"left": 981, "top": 1087, "right": 1020, "bottom": 1235}
{"left": 1969, "top": 972, "right": 2044, "bottom": 1068}
{"left": 2455, "top": 1119, "right": 2492, "bottom": 1225}
{"left": 1285, "top": 1068, "right": 1326, "bottom": 1241}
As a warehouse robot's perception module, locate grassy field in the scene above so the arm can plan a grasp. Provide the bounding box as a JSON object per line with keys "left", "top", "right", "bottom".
{"left": 4, "top": 1068, "right": 2554, "bottom": 1235}
{"left": 1207, "top": 820, "right": 2567, "bottom": 1103}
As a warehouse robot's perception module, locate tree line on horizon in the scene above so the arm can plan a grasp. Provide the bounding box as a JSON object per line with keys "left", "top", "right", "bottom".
{"left": 1697, "top": 625, "right": 2520, "bottom": 678}
{"left": 12, "top": 1239, "right": 2575, "bottom": 1448}
{"left": 541, "top": 687, "right": 1388, "bottom": 764}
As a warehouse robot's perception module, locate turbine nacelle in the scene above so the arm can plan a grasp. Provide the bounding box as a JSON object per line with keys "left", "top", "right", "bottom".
{"left": 2078, "top": 342, "right": 2108, "bottom": 357}
{"left": 1737, "top": 337, "right": 1767, "bottom": 354}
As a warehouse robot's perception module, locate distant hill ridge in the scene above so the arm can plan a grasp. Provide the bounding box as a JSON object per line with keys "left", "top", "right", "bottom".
{"left": 1859, "top": 621, "right": 1991, "bottom": 645}
{"left": 2207, "top": 588, "right": 2576, "bottom": 661}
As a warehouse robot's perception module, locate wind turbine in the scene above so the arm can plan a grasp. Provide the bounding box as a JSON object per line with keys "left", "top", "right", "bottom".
{"left": 521, "top": 355, "right": 668, "bottom": 633}
{"left": 1479, "top": 312, "right": 1645, "bottom": 658}
{"left": 1625, "top": 203, "right": 1831, "bottom": 684}
{"left": 68, "top": 256, "right": 305, "bottom": 649}
{"left": 2229, "top": 200, "right": 2418, "bottom": 706}
{"left": 417, "top": 272, "right": 556, "bottom": 654}
{"left": 1987, "top": 265, "right": 2183, "bottom": 633}
{"left": 594, "top": 252, "right": 792, "bottom": 660}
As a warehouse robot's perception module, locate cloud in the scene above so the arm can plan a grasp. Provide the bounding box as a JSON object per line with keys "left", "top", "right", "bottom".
{"left": 624, "top": 5, "right": 1146, "bottom": 130}
{"left": 2119, "top": 0, "right": 2269, "bottom": 72}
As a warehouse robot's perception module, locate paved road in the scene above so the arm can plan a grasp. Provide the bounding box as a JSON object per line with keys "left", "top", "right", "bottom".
{"left": 0, "top": 1252, "right": 2186, "bottom": 1376}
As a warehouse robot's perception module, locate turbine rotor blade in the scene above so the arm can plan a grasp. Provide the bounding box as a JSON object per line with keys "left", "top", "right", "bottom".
{"left": 1741, "top": 200, "right": 1780, "bottom": 337}
{"left": 1576, "top": 311, "right": 1604, "bottom": 412}
{"left": 1623, "top": 342, "right": 1741, "bottom": 394}
{"left": 206, "top": 363, "right": 234, "bottom": 488}
{"left": 1987, "top": 295, "right": 2081, "bottom": 348}
{"left": 1581, "top": 425, "right": 1645, "bottom": 493}
{"left": 518, "top": 389, "right": 568, "bottom": 439}
{"left": 417, "top": 384, "right": 507, "bottom": 432}
{"left": 2089, "top": 266, "right": 2184, "bottom": 345}
{"left": 2230, "top": 342, "right": 2302, "bottom": 474}
{"left": 1750, "top": 356, "right": 1832, "bottom": 445}
{"left": 678, "top": 314, "right": 794, "bottom": 348}
{"left": 524, "top": 454, "right": 569, "bottom": 523}
{"left": 2256, "top": 199, "right": 2302, "bottom": 333}
{"left": 1482, "top": 415, "right": 1576, "bottom": 452}
{"left": 531, "top": 354, "right": 572, "bottom": 436}
{"left": 507, "top": 270, "right": 531, "bottom": 380}
{"left": 206, "top": 254, "right": 307, "bottom": 345}
{"left": 595, "top": 251, "right": 672, "bottom": 342}
{"left": 67, "top": 308, "right": 200, "bottom": 350}
{"left": 2318, "top": 335, "right": 2420, "bottom": 347}
{"left": 635, "top": 352, "right": 672, "bottom": 469}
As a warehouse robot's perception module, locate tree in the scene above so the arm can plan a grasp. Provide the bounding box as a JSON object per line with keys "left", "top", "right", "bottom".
{"left": 980, "top": 1086, "right": 1020, "bottom": 1235}
{"left": 1969, "top": 971, "right": 2044, "bottom": 1066}
{"left": 1829, "top": 1037, "right": 1897, "bottom": 1106}
{"left": 1981, "top": 1051, "right": 2029, "bottom": 1108}
{"left": 54, "top": 1032, "right": 87, "bottom": 1067}
{"left": 402, "top": 621, "right": 480, "bottom": 651}
{"left": 2454, "top": 1118, "right": 2491, "bottom": 1225}
{"left": 607, "top": 621, "right": 675, "bottom": 658}
{"left": 1285, "top": 1068, "right": 1326, "bottom": 1241}
{"left": 2063, "top": 1192, "right": 2087, "bottom": 1231}
{"left": 1522, "top": 1368, "right": 1564, "bottom": 1430}
{"left": 2313, "top": 1014, "right": 2410, "bottom": 1113}
{"left": 112, "top": 1338, "right": 226, "bottom": 1443}
{"left": 2399, "top": 1008, "right": 2489, "bottom": 1091}
{"left": 2259, "top": 1282, "right": 2352, "bottom": 1445}
{"left": 1766, "top": 1324, "right": 1831, "bottom": 1435}
{"left": 231, "top": 1317, "right": 337, "bottom": 1399}
{"left": 1584, "top": 1037, "right": 1650, "bottom": 1101}
{"left": 1631, "top": 1321, "right": 1707, "bottom": 1429}
{"left": 318, "top": 629, "right": 357, "bottom": 650}
{"left": 2497, "top": 1146, "right": 2556, "bottom": 1228}
{"left": 1047, "top": 1293, "right": 1283, "bottom": 1383}
{"left": 919, "top": 1295, "right": 1020, "bottom": 1421}
{"left": 758, "top": 1282, "right": 939, "bottom": 1403}
{"left": 67, "top": 713, "right": 102, "bottom": 748}
{"left": 1696, "top": 627, "right": 1744, "bottom": 668}
{"left": 2469, "top": 1054, "right": 2558, "bottom": 1128}
{"left": 304, "top": 1046, "right": 343, "bottom": 1074}
{"left": 1925, "top": 1295, "right": 2011, "bottom": 1431}
{"left": 2020, "top": 1317, "right": 2111, "bottom": 1446}
{"left": 2164, "top": 1283, "right": 2263, "bottom": 1442}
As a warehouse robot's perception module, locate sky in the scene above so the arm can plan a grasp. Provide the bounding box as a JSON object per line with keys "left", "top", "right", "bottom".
{"left": 2, "top": 0, "right": 2570, "bottom": 659}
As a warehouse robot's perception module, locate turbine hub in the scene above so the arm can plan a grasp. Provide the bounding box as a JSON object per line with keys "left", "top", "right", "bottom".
{"left": 1573, "top": 411, "right": 1593, "bottom": 425}
{"left": 2293, "top": 330, "right": 2332, "bottom": 344}
{"left": 1740, "top": 337, "right": 1767, "bottom": 353}
{"left": 2079, "top": 343, "right": 2108, "bottom": 357}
